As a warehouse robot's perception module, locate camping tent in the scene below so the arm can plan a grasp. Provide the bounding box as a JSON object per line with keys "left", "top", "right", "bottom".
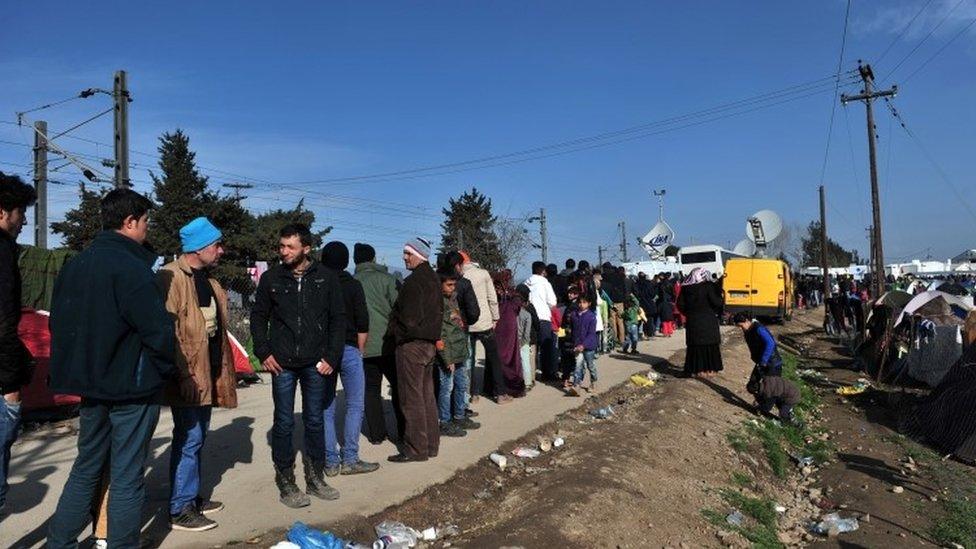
{"left": 895, "top": 290, "right": 974, "bottom": 327}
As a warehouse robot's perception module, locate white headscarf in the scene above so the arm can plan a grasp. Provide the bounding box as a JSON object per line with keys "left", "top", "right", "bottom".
{"left": 683, "top": 267, "right": 711, "bottom": 286}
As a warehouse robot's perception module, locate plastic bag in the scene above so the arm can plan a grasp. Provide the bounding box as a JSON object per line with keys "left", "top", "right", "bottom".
{"left": 589, "top": 406, "right": 614, "bottom": 419}
{"left": 629, "top": 374, "right": 655, "bottom": 387}
{"left": 287, "top": 522, "right": 348, "bottom": 549}
{"left": 810, "top": 513, "right": 859, "bottom": 536}
{"left": 374, "top": 520, "right": 419, "bottom": 548}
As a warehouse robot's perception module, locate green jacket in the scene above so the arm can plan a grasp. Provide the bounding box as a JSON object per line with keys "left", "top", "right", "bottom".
{"left": 623, "top": 295, "right": 641, "bottom": 325}
{"left": 354, "top": 261, "right": 399, "bottom": 358}
{"left": 439, "top": 295, "right": 469, "bottom": 366}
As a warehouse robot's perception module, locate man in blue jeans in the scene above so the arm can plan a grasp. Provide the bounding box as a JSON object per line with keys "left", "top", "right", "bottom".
{"left": 320, "top": 242, "right": 379, "bottom": 477}
{"left": 47, "top": 189, "right": 176, "bottom": 548}
{"left": 157, "top": 217, "right": 240, "bottom": 532}
{"left": 0, "top": 173, "right": 36, "bottom": 513}
{"left": 251, "top": 224, "right": 346, "bottom": 508}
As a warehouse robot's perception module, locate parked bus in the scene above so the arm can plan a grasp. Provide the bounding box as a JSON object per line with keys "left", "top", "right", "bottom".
{"left": 677, "top": 244, "right": 741, "bottom": 278}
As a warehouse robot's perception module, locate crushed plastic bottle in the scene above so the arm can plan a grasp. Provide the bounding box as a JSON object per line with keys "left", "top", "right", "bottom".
{"left": 810, "top": 513, "right": 859, "bottom": 536}
{"left": 489, "top": 452, "right": 508, "bottom": 470}
{"left": 373, "top": 521, "right": 419, "bottom": 548}
{"left": 287, "top": 522, "right": 349, "bottom": 549}
{"left": 512, "top": 446, "right": 541, "bottom": 458}
{"left": 726, "top": 510, "right": 745, "bottom": 527}
{"left": 589, "top": 405, "right": 614, "bottom": 419}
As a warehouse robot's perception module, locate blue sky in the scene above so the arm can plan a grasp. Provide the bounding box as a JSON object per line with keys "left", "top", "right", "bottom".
{"left": 2, "top": 1, "right": 974, "bottom": 269}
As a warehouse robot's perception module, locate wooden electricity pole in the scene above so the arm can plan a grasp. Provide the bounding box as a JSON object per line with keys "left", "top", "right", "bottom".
{"left": 33, "top": 121, "right": 48, "bottom": 249}
{"left": 841, "top": 63, "right": 896, "bottom": 298}
{"left": 819, "top": 185, "right": 829, "bottom": 304}
{"left": 113, "top": 70, "right": 131, "bottom": 188}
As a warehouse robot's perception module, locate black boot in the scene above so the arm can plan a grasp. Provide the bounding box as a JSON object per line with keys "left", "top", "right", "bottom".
{"left": 303, "top": 458, "right": 340, "bottom": 500}
{"left": 274, "top": 465, "right": 311, "bottom": 508}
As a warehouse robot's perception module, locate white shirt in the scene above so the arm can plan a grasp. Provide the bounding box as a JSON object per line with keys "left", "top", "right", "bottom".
{"left": 523, "top": 274, "right": 557, "bottom": 321}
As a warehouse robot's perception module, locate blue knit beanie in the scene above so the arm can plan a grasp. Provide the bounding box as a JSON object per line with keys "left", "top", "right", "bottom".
{"left": 180, "top": 217, "right": 222, "bottom": 252}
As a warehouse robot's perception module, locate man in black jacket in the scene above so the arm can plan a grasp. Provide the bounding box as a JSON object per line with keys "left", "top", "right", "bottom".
{"left": 320, "top": 241, "right": 379, "bottom": 477}
{"left": 48, "top": 189, "right": 176, "bottom": 548}
{"left": 250, "top": 224, "right": 345, "bottom": 508}
{"left": 0, "top": 173, "right": 35, "bottom": 513}
{"left": 387, "top": 237, "right": 443, "bottom": 463}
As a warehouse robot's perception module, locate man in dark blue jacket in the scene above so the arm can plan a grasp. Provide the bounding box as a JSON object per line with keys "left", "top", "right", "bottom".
{"left": 250, "top": 223, "right": 345, "bottom": 508}
{"left": 733, "top": 313, "right": 783, "bottom": 377}
{"left": 0, "top": 173, "right": 36, "bottom": 513}
{"left": 48, "top": 189, "right": 176, "bottom": 548}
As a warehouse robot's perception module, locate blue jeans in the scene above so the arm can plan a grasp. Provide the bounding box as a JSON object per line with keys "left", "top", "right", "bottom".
{"left": 624, "top": 323, "right": 640, "bottom": 351}
{"left": 437, "top": 363, "right": 470, "bottom": 422}
{"left": 48, "top": 398, "right": 160, "bottom": 549}
{"left": 573, "top": 350, "right": 597, "bottom": 386}
{"left": 0, "top": 398, "right": 21, "bottom": 511}
{"left": 324, "top": 346, "right": 365, "bottom": 466}
{"left": 169, "top": 406, "right": 212, "bottom": 515}
{"left": 271, "top": 365, "right": 327, "bottom": 468}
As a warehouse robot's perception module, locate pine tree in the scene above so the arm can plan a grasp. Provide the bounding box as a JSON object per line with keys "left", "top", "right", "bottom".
{"left": 439, "top": 187, "right": 504, "bottom": 271}
{"left": 148, "top": 129, "right": 217, "bottom": 259}
{"left": 50, "top": 183, "right": 107, "bottom": 251}
{"left": 800, "top": 221, "right": 862, "bottom": 267}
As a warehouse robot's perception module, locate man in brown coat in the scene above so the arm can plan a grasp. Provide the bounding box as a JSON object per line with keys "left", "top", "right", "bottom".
{"left": 157, "top": 217, "right": 238, "bottom": 532}
{"left": 387, "top": 237, "right": 443, "bottom": 463}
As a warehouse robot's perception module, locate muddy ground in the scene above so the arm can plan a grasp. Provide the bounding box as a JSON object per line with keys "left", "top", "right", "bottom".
{"left": 258, "top": 308, "right": 976, "bottom": 548}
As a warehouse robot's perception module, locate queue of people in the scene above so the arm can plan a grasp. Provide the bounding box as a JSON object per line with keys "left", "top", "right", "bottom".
{"left": 0, "top": 171, "right": 751, "bottom": 547}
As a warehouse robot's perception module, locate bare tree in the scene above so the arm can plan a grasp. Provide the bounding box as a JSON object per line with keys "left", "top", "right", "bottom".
{"left": 493, "top": 216, "right": 534, "bottom": 274}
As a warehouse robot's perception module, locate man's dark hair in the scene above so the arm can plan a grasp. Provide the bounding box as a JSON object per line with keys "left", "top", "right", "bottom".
{"left": 732, "top": 312, "right": 751, "bottom": 324}
{"left": 546, "top": 263, "right": 558, "bottom": 278}
{"left": 100, "top": 188, "right": 153, "bottom": 230}
{"left": 578, "top": 260, "right": 590, "bottom": 272}
{"left": 437, "top": 266, "right": 458, "bottom": 282}
{"left": 279, "top": 223, "right": 313, "bottom": 247}
{"left": 532, "top": 261, "right": 547, "bottom": 275}
{"left": 445, "top": 250, "right": 464, "bottom": 269}
{"left": 565, "top": 258, "right": 576, "bottom": 270}
{"left": 0, "top": 172, "right": 37, "bottom": 212}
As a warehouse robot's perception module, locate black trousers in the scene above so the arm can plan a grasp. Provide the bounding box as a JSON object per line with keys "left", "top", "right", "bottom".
{"left": 470, "top": 330, "right": 506, "bottom": 399}
{"left": 363, "top": 355, "right": 404, "bottom": 443}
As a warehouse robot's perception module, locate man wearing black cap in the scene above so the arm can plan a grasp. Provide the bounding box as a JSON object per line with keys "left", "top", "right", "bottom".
{"left": 353, "top": 243, "right": 404, "bottom": 444}
{"left": 320, "top": 241, "right": 379, "bottom": 477}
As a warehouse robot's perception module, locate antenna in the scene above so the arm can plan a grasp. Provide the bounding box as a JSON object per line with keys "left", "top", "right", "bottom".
{"left": 653, "top": 189, "right": 666, "bottom": 221}
{"left": 745, "top": 209, "right": 783, "bottom": 258}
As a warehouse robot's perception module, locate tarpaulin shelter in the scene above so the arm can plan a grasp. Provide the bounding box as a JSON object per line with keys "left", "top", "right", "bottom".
{"left": 18, "top": 309, "right": 255, "bottom": 412}
{"left": 18, "top": 246, "right": 76, "bottom": 311}
{"left": 895, "top": 291, "right": 974, "bottom": 327}
{"left": 908, "top": 312, "right": 976, "bottom": 461}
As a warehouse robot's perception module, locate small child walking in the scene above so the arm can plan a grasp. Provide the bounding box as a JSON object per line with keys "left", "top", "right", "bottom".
{"left": 568, "top": 295, "right": 598, "bottom": 395}
{"left": 621, "top": 294, "right": 642, "bottom": 355}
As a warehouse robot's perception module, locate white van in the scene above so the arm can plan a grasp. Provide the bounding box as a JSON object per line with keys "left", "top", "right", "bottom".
{"left": 677, "top": 244, "right": 741, "bottom": 278}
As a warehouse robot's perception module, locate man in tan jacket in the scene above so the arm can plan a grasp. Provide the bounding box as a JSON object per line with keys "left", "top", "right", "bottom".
{"left": 157, "top": 217, "right": 238, "bottom": 532}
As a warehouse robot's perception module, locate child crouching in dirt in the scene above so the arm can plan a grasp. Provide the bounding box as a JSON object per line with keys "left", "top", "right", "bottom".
{"left": 567, "top": 295, "right": 598, "bottom": 396}
{"left": 734, "top": 312, "right": 800, "bottom": 423}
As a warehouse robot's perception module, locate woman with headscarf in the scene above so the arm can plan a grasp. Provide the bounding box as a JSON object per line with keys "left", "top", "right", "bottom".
{"left": 676, "top": 268, "right": 724, "bottom": 377}
{"left": 492, "top": 270, "right": 527, "bottom": 397}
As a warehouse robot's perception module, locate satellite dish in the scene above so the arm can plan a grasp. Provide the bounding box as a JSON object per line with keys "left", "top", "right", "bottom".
{"left": 639, "top": 219, "right": 676, "bottom": 259}
{"left": 746, "top": 209, "right": 783, "bottom": 246}
{"left": 733, "top": 238, "right": 757, "bottom": 257}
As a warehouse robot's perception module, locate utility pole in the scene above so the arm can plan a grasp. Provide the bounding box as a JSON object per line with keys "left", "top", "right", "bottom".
{"left": 841, "top": 62, "right": 896, "bottom": 298}
{"left": 618, "top": 221, "right": 629, "bottom": 263}
{"left": 456, "top": 228, "right": 464, "bottom": 252}
{"left": 113, "top": 70, "right": 131, "bottom": 188}
{"left": 819, "top": 185, "right": 829, "bottom": 304}
{"left": 538, "top": 208, "right": 548, "bottom": 264}
{"left": 33, "top": 120, "right": 48, "bottom": 249}
{"left": 222, "top": 182, "right": 254, "bottom": 201}
{"left": 598, "top": 245, "right": 606, "bottom": 265}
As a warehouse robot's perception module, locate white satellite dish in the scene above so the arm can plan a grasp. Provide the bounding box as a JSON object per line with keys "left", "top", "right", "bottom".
{"left": 639, "top": 219, "right": 676, "bottom": 259}
{"left": 746, "top": 209, "right": 783, "bottom": 245}
{"left": 732, "top": 238, "right": 757, "bottom": 257}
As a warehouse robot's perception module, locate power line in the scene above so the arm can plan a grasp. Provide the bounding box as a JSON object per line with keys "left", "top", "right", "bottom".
{"left": 880, "top": 0, "right": 967, "bottom": 82}
{"left": 817, "top": 0, "right": 853, "bottom": 187}
{"left": 279, "top": 73, "right": 857, "bottom": 187}
{"left": 48, "top": 107, "right": 114, "bottom": 141}
{"left": 882, "top": 98, "right": 976, "bottom": 226}
{"left": 875, "top": 0, "right": 936, "bottom": 64}
{"left": 902, "top": 16, "right": 976, "bottom": 83}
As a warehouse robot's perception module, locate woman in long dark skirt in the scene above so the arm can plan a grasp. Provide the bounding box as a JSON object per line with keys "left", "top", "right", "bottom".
{"left": 492, "top": 270, "right": 527, "bottom": 397}
{"left": 676, "top": 268, "right": 724, "bottom": 377}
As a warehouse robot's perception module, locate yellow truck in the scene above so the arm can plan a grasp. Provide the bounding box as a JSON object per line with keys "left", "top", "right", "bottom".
{"left": 723, "top": 258, "right": 793, "bottom": 323}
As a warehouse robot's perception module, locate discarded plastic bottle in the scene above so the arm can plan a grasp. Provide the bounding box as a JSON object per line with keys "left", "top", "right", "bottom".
{"left": 373, "top": 521, "right": 418, "bottom": 549}
{"left": 371, "top": 536, "right": 393, "bottom": 549}
{"left": 489, "top": 452, "right": 508, "bottom": 470}
{"left": 589, "top": 406, "right": 614, "bottom": 419}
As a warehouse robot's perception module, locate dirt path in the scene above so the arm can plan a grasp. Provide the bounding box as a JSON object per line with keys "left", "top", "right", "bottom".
{"left": 322, "top": 328, "right": 770, "bottom": 548}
